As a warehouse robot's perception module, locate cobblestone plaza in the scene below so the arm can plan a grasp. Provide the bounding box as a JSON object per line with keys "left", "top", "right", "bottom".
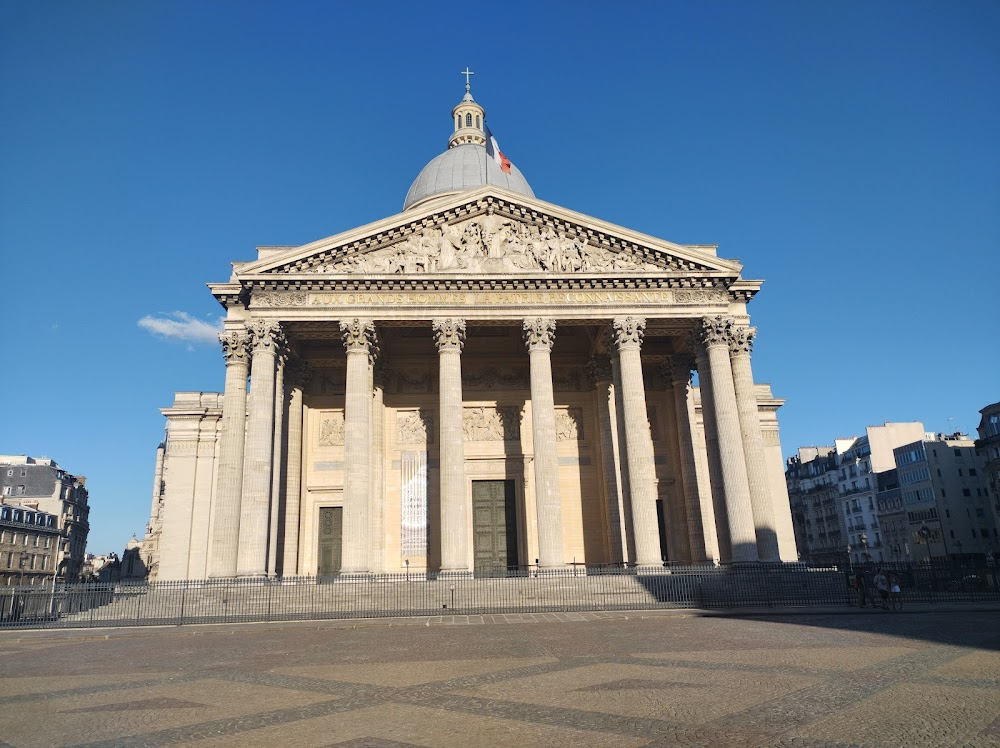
{"left": 1, "top": 609, "right": 997, "bottom": 747}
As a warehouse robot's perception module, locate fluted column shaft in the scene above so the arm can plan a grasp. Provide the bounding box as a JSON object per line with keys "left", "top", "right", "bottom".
{"left": 434, "top": 319, "right": 469, "bottom": 573}
{"left": 588, "top": 358, "right": 625, "bottom": 564}
{"left": 369, "top": 366, "right": 386, "bottom": 573}
{"left": 611, "top": 353, "right": 636, "bottom": 562}
{"left": 237, "top": 321, "right": 285, "bottom": 577}
{"left": 281, "top": 362, "right": 310, "bottom": 576}
{"left": 267, "top": 351, "right": 288, "bottom": 576}
{"left": 210, "top": 328, "right": 251, "bottom": 578}
{"left": 667, "top": 356, "right": 715, "bottom": 562}
{"left": 613, "top": 317, "right": 661, "bottom": 567}
{"left": 340, "top": 319, "right": 377, "bottom": 574}
{"left": 729, "top": 327, "right": 780, "bottom": 561}
{"left": 699, "top": 317, "right": 757, "bottom": 563}
{"left": 659, "top": 372, "right": 691, "bottom": 562}
{"left": 694, "top": 341, "right": 730, "bottom": 562}
{"left": 524, "top": 318, "right": 565, "bottom": 569}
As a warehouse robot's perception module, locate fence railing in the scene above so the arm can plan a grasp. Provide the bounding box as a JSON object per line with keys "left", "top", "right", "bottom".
{"left": 1, "top": 560, "right": 997, "bottom": 630}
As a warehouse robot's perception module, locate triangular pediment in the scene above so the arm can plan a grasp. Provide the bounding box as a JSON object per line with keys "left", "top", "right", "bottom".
{"left": 234, "top": 187, "right": 743, "bottom": 280}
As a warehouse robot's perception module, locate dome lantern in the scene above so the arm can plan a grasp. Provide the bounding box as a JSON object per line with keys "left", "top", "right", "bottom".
{"left": 449, "top": 68, "right": 486, "bottom": 148}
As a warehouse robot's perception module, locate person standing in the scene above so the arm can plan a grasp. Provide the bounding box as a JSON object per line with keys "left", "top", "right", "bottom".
{"left": 888, "top": 572, "right": 902, "bottom": 610}
{"left": 874, "top": 569, "right": 889, "bottom": 610}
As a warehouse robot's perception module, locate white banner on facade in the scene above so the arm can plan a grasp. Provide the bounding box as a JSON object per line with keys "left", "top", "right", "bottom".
{"left": 401, "top": 451, "right": 428, "bottom": 562}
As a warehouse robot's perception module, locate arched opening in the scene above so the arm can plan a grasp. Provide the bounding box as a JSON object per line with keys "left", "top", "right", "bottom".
{"left": 466, "top": 112, "right": 472, "bottom": 127}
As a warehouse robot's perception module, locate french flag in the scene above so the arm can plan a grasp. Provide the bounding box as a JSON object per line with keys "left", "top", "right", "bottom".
{"left": 484, "top": 122, "right": 512, "bottom": 174}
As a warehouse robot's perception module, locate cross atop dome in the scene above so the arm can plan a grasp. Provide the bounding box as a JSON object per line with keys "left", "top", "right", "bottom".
{"left": 450, "top": 69, "right": 486, "bottom": 148}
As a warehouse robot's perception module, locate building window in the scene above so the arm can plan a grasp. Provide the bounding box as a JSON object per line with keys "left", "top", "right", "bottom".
{"left": 5, "top": 469, "right": 11, "bottom": 477}
{"left": 2, "top": 487, "right": 9, "bottom": 496}
{"left": 476, "top": 115, "right": 480, "bottom": 128}
{"left": 466, "top": 113, "right": 472, "bottom": 127}
{"left": 955, "top": 449, "right": 961, "bottom": 457}
{"left": 941, "top": 489, "right": 946, "bottom": 498}
{"left": 970, "top": 468, "right": 977, "bottom": 476}
{"left": 16, "top": 486, "right": 25, "bottom": 495}
{"left": 937, "top": 469, "right": 942, "bottom": 477}
{"left": 963, "top": 488, "right": 971, "bottom": 497}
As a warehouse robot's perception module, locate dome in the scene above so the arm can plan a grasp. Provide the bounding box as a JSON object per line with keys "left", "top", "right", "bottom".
{"left": 403, "top": 143, "right": 534, "bottom": 211}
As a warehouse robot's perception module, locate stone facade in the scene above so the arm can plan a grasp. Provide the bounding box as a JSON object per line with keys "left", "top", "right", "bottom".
{"left": 0, "top": 455, "right": 89, "bottom": 580}
{"left": 146, "top": 90, "right": 797, "bottom": 579}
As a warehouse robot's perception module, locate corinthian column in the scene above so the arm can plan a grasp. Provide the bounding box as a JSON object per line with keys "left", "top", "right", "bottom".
{"left": 434, "top": 318, "right": 469, "bottom": 573}
{"left": 237, "top": 320, "right": 286, "bottom": 577}
{"left": 340, "top": 318, "right": 377, "bottom": 574}
{"left": 281, "top": 361, "right": 311, "bottom": 576}
{"left": 267, "top": 346, "right": 289, "bottom": 577}
{"left": 612, "top": 317, "right": 661, "bottom": 568}
{"left": 587, "top": 357, "right": 625, "bottom": 564}
{"left": 665, "top": 355, "right": 716, "bottom": 562}
{"left": 523, "top": 318, "right": 565, "bottom": 569}
{"left": 209, "top": 326, "right": 251, "bottom": 578}
{"left": 698, "top": 316, "right": 757, "bottom": 563}
{"left": 729, "top": 326, "right": 780, "bottom": 561}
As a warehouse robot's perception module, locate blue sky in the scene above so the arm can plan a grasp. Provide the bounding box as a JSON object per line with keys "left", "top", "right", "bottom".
{"left": 2, "top": 1, "right": 997, "bottom": 554}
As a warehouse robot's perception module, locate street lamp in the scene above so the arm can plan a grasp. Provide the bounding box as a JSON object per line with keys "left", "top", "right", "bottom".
{"left": 17, "top": 552, "right": 29, "bottom": 587}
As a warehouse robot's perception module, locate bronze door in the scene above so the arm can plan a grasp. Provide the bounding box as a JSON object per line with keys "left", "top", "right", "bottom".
{"left": 317, "top": 506, "right": 343, "bottom": 576}
{"left": 472, "top": 480, "right": 518, "bottom": 574}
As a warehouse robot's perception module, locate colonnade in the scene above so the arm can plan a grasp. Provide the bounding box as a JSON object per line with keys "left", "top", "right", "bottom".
{"left": 206, "top": 314, "right": 781, "bottom": 578}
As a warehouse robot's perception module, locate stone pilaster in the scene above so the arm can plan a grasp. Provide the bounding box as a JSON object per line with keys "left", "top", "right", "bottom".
{"left": 587, "top": 357, "right": 625, "bottom": 565}
{"left": 612, "top": 317, "right": 661, "bottom": 567}
{"left": 209, "top": 327, "right": 251, "bottom": 578}
{"left": 698, "top": 316, "right": 757, "bottom": 563}
{"left": 237, "top": 320, "right": 286, "bottom": 577}
{"left": 434, "top": 318, "right": 469, "bottom": 573}
{"left": 340, "top": 318, "right": 377, "bottom": 574}
{"left": 523, "top": 317, "right": 565, "bottom": 569}
{"left": 665, "top": 355, "right": 716, "bottom": 562}
{"left": 281, "top": 360, "right": 310, "bottom": 576}
{"left": 729, "top": 326, "right": 780, "bottom": 561}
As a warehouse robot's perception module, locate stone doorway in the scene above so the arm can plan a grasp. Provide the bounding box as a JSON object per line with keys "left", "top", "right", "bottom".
{"left": 318, "top": 506, "right": 343, "bottom": 576}
{"left": 472, "top": 480, "right": 519, "bottom": 574}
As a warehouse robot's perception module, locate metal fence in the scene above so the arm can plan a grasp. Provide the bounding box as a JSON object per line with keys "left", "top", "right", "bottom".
{"left": 1, "top": 560, "right": 997, "bottom": 630}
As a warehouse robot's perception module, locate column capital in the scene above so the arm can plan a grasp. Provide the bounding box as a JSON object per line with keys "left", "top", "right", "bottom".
{"left": 612, "top": 316, "right": 646, "bottom": 351}
{"left": 432, "top": 318, "right": 466, "bottom": 352}
{"left": 698, "top": 315, "right": 735, "bottom": 349}
{"left": 728, "top": 325, "right": 756, "bottom": 357}
{"left": 663, "top": 353, "right": 695, "bottom": 385}
{"left": 219, "top": 328, "right": 251, "bottom": 365}
{"left": 523, "top": 317, "right": 556, "bottom": 351}
{"left": 586, "top": 356, "right": 613, "bottom": 386}
{"left": 248, "top": 320, "right": 286, "bottom": 355}
{"left": 340, "top": 318, "right": 379, "bottom": 361}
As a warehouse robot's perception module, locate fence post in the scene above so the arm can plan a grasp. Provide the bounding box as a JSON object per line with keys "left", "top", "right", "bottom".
{"left": 178, "top": 582, "right": 187, "bottom": 626}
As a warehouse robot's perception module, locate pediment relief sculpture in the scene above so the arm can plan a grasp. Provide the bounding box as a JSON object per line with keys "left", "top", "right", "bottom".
{"left": 308, "top": 215, "right": 662, "bottom": 275}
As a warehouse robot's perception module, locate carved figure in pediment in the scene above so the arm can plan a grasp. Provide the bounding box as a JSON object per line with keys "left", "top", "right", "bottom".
{"left": 311, "top": 214, "right": 669, "bottom": 275}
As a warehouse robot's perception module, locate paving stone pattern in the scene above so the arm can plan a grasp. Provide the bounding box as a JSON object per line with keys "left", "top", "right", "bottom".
{"left": 0, "top": 610, "right": 997, "bottom": 747}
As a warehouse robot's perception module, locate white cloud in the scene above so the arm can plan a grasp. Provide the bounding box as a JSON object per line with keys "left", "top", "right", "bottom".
{"left": 138, "top": 312, "right": 222, "bottom": 345}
